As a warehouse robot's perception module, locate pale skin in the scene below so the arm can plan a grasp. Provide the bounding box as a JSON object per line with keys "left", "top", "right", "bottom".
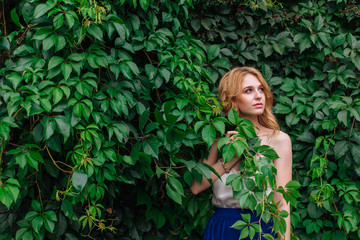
{"left": 190, "top": 73, "right": 292, "bottom": 240}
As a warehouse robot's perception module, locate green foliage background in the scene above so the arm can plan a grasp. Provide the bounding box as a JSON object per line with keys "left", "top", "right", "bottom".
{"left": 0, "top": 0, "right": 360, "bottom": 239}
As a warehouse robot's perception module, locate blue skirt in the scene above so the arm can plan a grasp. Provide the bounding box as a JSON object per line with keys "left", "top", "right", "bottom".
{"left": 203, "top": 207, "right": 275, "bottom": 240}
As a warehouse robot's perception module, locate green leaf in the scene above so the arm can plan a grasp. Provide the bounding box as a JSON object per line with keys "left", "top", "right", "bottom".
{"left": 73, "top": 103, "right": 82, "bottom": 118}
{"left": 31, "top": 200, "right": 42, "bottom": 212}
{"left": 61, "top": 199, "right": 74, "bottom": 218}
{"left": 43, "top": 217, "right": 55, "bottom": 233}
{"left": 351, "top": 144, "right": 360, "bottom": 164}
{"left": 146, "top": 207, "right": 165, "bottom": 229}
{"left": 123, "top": 155, "right": 136, "bottom": 165}
{"left": 44, "top": 210, "right": 57, "bottom": 222}
{"left": 6, "top": 72, "right": 22, "bottom": 90}
{"left": 0, "top": 189, "right": 12, "bottom": 209}
{"left": 0, "top": 124, "right": 10, "bottom": 140}
{"left": 207, "top": 44, "right": 220, "bottom": 61}
{"left": 159, "top": 68, "right": 171, "bottom": 82}
{"left": 32, "top": 27, "right": 52, "bottom": 40}
{"left": 334, "top": 141, "right": 348, "bottom": 159}
{"left": 239, "top": 225, "right": 249, "bottom": 239}
{"left": 11, "top": 8, "right": 21, "bottom": 28}
{"left": 222, "top": 144, "right": 235, "bottom": 163}
{"left": 297, "top": 132, "right": 315, "bottom": 143}
{"left": 318, "top": 32, "right": 331, "bottom": 48}
{"left": 33, "top": 0, "right": 56, "bottom": 19}
{"left": 68, "top": 53, "right": 84, "bottom": 62}
{"left": 212, "top": 120, "right": 225, "bottom": 135}
{"left": 25, "top": 152, "right": 39, "bottom": 170}
{"left": 139, "top": 0, "right": 150, "bottom": 11}
{"left": 274, "top": 103, "right": 291, "bottom": 114}
{"left": 52, "top": 88, "right": 63, "bottom": 104}
{"left": 142, "top": 137, "right": 160, "bottom": 158}
{"left": 55, "top": 35, "right": 66, "bottom": 52}
{"left": 87, "top": 24, "right": 103, "bottom": 42}
{"left": 262, "top": 44, "right": 273, "bottom": 58}
{"left": 127, "top": 61, "right": 140, "bottom": 76}
{"left": 28, "top": 150, "right": 44, "bottom": 164}
{"left": 104, "top": 148, "right": 117, "bottom": 162}
{"left": 273, "top": 42, "right": 285, "bottom": 55}
{"left": 113, "top": 22, "right": 127, "bottom": 40}
{"left": 333, "top": 34, "right": 346, "bottom": 48}
{"left": 231, "top": 220, "right": 247, "bottom": 230}
{"left": 307, "top": 203, "right": 325, "bottom": 219}
{"left": 65, "top": 13, "right": 75, "bottom": 29}
{"left": 48, "top": 56, "right": 63, "bottom": 69}
{"left": 314, "top": 15, "right": 324, "bottom": 31}
{"left": 201, "top": 125, "right": 216, "bottom": 147}
{"left": 349, "top": 107, "right": 360, "bottom": 121}
{"left": 166, "top": 177, "right": 184, "bottom": 205}
{"left": 15, "top": 153, "right": 27, "bottom": 168}
{"left": 285, "top": 113, "right": 300, "bottom": 126}
{"left": 43, "top": 34, "right": 56, "bottom": 51}
{"left": 15, "top": 228, "right": 29, "bottom": 240}
{"left": 61, "top": 62, "right": 72, "bottom": 80}
{"left": 40, "top": 98, "right": 52, "bottom": 112}
{"left": 55, "top": 116, "right": 70, "bottom": 142}
{"left": 145, "top": 64, "right": 157, "bottom": 80}
{"left": 44, "top": 119, "right": 56, "bottom": 140}
{"left": 53, "top": 13, "right": 64, "bottom": 30}
{"left": 212, "top": 58, "right": 231, "bottom": 69}
{"left": 337, "top": 110, "right": 349, "bottom": 126}
{"left": 72, "top": 170, "right": 88, "bottom": 191}
{"left": 32, "top": 216, "right": 43, "bottom": 233}
{"left": 139, "top": 109, "right": 149, "bottom": 131}
{"left": 285, "top": 180, "right": 301, "bottom": 190}
{"left": 295, "top": 33, "right": 311, "bottom": 53}
{"left": 228, "top": 108, "right": 239, "bottom": 125}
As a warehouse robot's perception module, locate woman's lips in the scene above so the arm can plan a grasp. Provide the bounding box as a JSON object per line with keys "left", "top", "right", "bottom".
{"left": 253, "top": 103, "right": 263, "bottom": 107}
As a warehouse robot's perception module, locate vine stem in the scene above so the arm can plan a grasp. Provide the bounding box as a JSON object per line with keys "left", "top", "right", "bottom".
{"left": 2, "top": 0, "right": 6, "bottom": 36}
{"left": 45, "top": 145, "right": 73, "bottom": 174}
{"left": 12, "top": 106, "right": 23, "bottom": 118}
{"left": 160, "top": 165, "right": 186, "bottom": 169}
{"left": 35, "top": 172, "right": 44, "bottom": 211}
{"left": 154, "top": 159, "right": 173, "bottom": 177}
{"left": 143, "top": 50, "right": 153, "bottom": 64}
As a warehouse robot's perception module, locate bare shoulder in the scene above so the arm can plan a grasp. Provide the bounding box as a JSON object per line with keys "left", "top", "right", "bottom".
{"left": 271, "top": 131, "right": 292, "bottom": 164}
{"left": 274, "top": 131, "right": 291, "bottom": 145}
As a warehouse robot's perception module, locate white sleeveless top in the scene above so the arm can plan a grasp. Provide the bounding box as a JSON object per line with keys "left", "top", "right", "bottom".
{"left": 211, "top": 166, "right": 272, "bottom": 208}
{"left": 212, "top": 168, "right": 242, "bottom": 208}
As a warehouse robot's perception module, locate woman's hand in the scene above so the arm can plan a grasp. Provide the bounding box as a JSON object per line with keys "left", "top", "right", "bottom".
{"left": 225, "top": 130, "right": 239, "bottom": 140}
{"left": 225, "top": 131, "right": 244, "bottom": 143}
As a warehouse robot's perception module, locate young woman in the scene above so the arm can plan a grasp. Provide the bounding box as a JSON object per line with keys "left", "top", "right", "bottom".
{"left": 190, "top": 67, "right": 292, "bottom": 240}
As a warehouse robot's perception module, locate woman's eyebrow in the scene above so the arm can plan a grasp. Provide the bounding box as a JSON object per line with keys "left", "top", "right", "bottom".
{"left": 243, "top": 84, "right": 263, "bottom": 89}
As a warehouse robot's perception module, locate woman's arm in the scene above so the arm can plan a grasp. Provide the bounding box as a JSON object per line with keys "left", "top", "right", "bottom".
{"left": 271, "top": 131, "right": 293, "bottom": 240}
{"left": 190, "top": 131, "right": 241, "bottom": 195}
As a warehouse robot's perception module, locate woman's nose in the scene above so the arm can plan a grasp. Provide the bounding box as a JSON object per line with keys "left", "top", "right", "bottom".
{"left": 254, "top": 90, "right": 262, "bottom": 99}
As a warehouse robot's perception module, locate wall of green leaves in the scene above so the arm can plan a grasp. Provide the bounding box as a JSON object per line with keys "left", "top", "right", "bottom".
{"left": 0, "top": 0, "right": 360, "bottom": 239}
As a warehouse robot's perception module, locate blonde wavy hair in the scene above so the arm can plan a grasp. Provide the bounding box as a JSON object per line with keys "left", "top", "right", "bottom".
{"left": 218, "top": 66, "right": 280, "bottom": 132}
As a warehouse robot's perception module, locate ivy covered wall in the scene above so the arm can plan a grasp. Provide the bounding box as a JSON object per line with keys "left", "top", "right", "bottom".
{"left": 0, "top": 0, "right": 360, "bottom": 239}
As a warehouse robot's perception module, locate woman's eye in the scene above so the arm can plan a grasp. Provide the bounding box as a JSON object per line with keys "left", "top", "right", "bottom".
{"left": 259, "top": 88, "right": 264, "bottom": 92}
{"left": 245, "top": 89, "right": 252, "bottom": 93}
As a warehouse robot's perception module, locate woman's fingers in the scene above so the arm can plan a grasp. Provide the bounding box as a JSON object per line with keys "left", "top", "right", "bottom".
{"left": 225, "top": 131, "right": 239, "bottom": 139}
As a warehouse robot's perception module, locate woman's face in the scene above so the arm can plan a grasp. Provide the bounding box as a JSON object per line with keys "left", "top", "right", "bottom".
{"left": 234, "top": 73, "right": 265, "bottom": 118}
